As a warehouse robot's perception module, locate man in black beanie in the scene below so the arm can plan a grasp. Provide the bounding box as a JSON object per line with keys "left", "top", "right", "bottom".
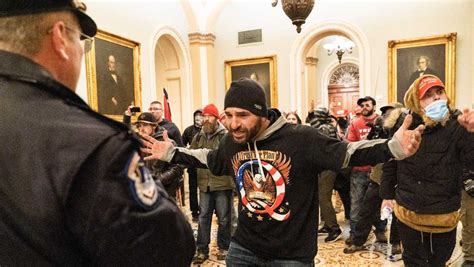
{"left": 143, "top": 77, "right": 425, "bottom": 265}
{"left": 224, "top": 78, "right": 268, "bottom": 118}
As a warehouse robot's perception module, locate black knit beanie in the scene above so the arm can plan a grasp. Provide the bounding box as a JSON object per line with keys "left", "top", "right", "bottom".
{"left": 224, "top": 77, "right": 268, "bottom": 117}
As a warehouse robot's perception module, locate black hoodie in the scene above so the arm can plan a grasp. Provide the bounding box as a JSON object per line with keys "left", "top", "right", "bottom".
{"left": 182, "top": 109, "right": 202, "bottom": 147}
{"left": 169, "top": 109, "right": 402, "bottom": 262}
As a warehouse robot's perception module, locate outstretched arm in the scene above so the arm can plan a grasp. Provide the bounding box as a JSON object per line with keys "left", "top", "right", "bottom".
{"left": 141, "top": 131, "right": 175, "bottom": 162}
{"left": 142, "top": 131, "right": 210, "bottom": 169}
{"left": 389, "top": 114, "right": 424, "bottom": 159}
{"left": 345, "top": 114, "right": 425, "bottom": 168}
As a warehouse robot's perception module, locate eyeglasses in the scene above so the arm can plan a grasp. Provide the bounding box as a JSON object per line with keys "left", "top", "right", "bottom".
{"left": 47, "top": 24, "right": 93, "bottom": 52}
{"left": 47, "top": 25, "right": 93, "bottom": 42}
{"left": 65, "top": 26, "right": 93, "bottom": 42}
{"left": 65, "top": 26, "right": 94, "bottom": 53}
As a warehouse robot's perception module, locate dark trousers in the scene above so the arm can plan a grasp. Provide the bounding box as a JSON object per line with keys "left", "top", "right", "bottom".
{"left": 226, "top": 241, "right": 314, "bottom": 266}
{"left": 350, "top": 172, "right": 385, "bottom": 234}
{"left": 353, "top": 182, "right": 397, "bottom": 246}
{"left": 319, "top": 170, "right": 338, "bottom": 229}
{"left": 187, "top": 167, "right": 199, "bottom": 216}
{"left": 397, "top": 220, "right": 456, "bottom": 267}
{"left": 334, "top": 169, "right": 351, "bottom": 220}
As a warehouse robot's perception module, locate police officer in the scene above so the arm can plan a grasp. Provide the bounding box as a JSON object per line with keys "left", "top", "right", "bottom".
{"left": 0, "top": 1, "right": 194, "bottom": 265}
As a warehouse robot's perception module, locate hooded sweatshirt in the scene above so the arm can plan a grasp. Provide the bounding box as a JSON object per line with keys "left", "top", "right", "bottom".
{"left": 182, "top": 109, "right": 202, "bottom": 147}
{"left": 166, "top": 109, "right": 406, "bottom": 262}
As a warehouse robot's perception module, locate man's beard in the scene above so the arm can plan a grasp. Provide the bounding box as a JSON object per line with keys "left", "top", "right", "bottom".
{"left": 363, "top": 109, "right": 374, "bottom": 117}
{"left": 229, "top": 119, "right": 262, "bottom": 144}
{"left": 202, "top": 121, "right": 218, "bottom": 134}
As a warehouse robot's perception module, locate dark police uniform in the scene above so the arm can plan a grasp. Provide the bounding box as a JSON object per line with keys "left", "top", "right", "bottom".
{"left": 0, "top": 50, "right": 195, "bottom": 265}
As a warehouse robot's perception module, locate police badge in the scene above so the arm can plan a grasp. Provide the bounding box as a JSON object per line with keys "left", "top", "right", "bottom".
{"left": 125, "top": 152, "right": 159, "bottom": 209}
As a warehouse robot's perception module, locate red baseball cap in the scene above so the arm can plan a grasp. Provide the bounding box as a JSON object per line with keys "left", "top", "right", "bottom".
{"left": 418, "top": 76, "right": 445, "bottom": 98}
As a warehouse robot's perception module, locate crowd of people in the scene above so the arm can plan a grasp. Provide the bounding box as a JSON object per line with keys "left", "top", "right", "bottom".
{"left": 2, "top": 1, "right": 474, "bottom": 266}
{"left": 281, "top": 75, "right": 474, "bottom": 266}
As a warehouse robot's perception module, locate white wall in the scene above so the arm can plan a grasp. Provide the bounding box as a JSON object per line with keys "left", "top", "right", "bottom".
{"left": 214, "top": 0, "right": 473, "bottom": 110}
{"left": 77, "top": 0, "right": 473, "bottom": 118}
{"left": 214, "top": 0, "right": 298, "bottom": 112}
{"left": 77, "top": 0, "right": 190, "bottom": 112}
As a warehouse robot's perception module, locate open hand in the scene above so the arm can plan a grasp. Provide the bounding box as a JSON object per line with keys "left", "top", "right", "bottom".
{"left": 141, "top": 131, "right": 174, "bottom": 161}
{"left": 393, "top": 114, "right": 425, "bottom": 157}
{"left": 458, "top": 108, "right": 474, "bottom": 132}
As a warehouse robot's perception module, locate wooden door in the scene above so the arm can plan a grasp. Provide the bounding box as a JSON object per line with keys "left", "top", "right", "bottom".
{"left": 328, "top": 84, "right": 359, "bottom": 113}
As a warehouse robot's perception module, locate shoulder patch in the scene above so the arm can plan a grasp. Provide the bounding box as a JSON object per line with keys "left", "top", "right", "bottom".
{"left": 125, "top": 152, "right": 159, "bottom": 210}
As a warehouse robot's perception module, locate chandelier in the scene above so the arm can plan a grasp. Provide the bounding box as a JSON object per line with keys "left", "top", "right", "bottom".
{"left": 323, "top": 37, "right": 355, "bottom": 64}
{"left": 272, "top": 0, "right": 315, "bottom": 33}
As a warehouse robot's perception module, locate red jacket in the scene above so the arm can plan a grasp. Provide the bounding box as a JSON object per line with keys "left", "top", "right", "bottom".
{"left": 347, "top": 114, "right": 380, "bottom": 172}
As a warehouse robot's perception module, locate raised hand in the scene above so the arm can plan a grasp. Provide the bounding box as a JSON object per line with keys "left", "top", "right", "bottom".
{"left": 141, "top": 130, "right": 174, "bottom": 161}
{"left": 458, "top": 108, "right": 474, "bottom": 132}
{"left": 124, "top": 105, "right": 133, "bottom": 116}
{"left": 393, "top": 114, "right": 425, "bottom": 157}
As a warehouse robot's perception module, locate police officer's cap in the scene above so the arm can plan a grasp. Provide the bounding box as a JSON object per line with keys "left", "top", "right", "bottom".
{"left": 0, "top": 0, "right": 97, "bottom": 37}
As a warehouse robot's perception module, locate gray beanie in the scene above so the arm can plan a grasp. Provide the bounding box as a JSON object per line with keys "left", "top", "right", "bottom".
{"left": 224, "top": 78, "right": 268, "bottom": 117}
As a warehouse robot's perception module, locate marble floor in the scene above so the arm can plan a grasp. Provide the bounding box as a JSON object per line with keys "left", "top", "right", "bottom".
{"left": 178, "top": 185, "right": 466, "bottom": 266}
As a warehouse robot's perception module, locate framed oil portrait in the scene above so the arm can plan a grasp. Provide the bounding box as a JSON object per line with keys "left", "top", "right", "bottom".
{"left": 224, "top": 55, "right": 278, "bottom": 107}
{"left": 85, "top": 29, "right": 141, "bottom": 120}
{"left": 388, "top": 32, "right": 456, "bottom": 104}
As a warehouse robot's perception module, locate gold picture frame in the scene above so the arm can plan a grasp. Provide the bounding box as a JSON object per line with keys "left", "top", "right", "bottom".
{"left": 388, "top": 33, "right": 456, "bottom": 104}
{"left": 225, "top": 55, "right": 278, "bottom": 108}
{"left": 85, "top": 29, "right": 142, "bottom": 121}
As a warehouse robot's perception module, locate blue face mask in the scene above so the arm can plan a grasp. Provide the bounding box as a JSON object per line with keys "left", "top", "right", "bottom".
{"left": 424, "top": 99, "right": 448, "bottom": 122}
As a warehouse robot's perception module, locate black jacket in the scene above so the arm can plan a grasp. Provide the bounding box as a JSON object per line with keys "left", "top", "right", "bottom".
{"left": 148, "top": 128, "right": 184, "bottom": 198}
{"left": 0, "top": 51, "right": 194, "bottom": 265}
{"left": 159, "top": 119, "right": 183, "bottom": 147}
{"left": 172, "top": 109, "right": 396, "bottom": 262}
{"left": 182, "top": 109, "right": 203, "bottom": 147}
{"left": 380, "top": 111, "right": 474, "bottom": 214}
{"left": 122, "top": 116, "right": 184, "bottom": 199}
{"left": 182, "top": 125, "right": 201, "bottom": 147}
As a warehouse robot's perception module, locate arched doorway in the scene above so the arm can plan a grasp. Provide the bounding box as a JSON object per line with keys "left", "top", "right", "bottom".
{"left": 290, "top": 20, "right": 371, "bottom": 117}
{"left": 153, "top": 28, "right": 193, "bottom": 131}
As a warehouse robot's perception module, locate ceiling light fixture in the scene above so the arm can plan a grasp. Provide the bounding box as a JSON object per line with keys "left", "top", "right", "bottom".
{"left": 272, "top": 0, "right": 315, "bottom": 33}
{"left": 323, "top": 37, "right": 355, "bottom": 64}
